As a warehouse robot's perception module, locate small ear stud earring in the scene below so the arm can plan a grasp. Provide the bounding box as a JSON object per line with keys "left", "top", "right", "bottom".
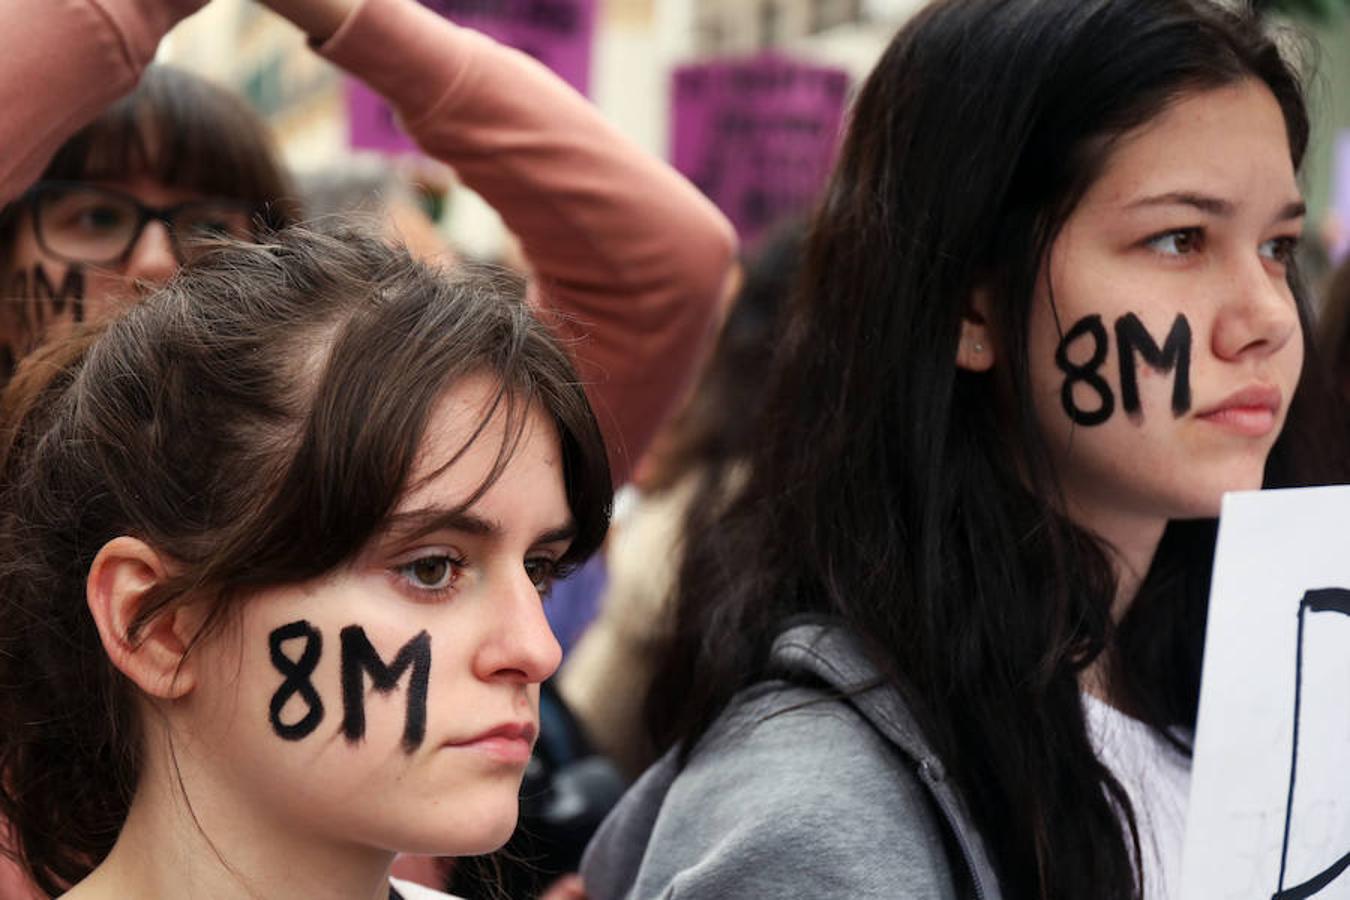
{"left": 973, "top": 342, "right": 985, "bottom": 353}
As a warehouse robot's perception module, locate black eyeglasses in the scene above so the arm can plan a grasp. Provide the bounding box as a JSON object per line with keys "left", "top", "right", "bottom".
{"left": 25, "top": 181, "right": 257, "bottom": 266}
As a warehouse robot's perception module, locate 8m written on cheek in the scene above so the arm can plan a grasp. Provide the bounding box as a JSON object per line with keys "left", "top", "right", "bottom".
{"left": 1055, "top": 312, "right": 1192, "bottom": 426}
{"left": 1, "top": 264, "right": 86, "bottom": 378}
{"left": 267, "top": 620, "right": 432, "bottom": 754}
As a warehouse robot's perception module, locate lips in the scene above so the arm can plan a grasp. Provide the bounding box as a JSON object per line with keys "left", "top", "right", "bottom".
{"left": 1195, "top": 384, "right": 1282, "bottom": 437}
{"left": 443, "top": 722, "right": 537, "bottom": 765}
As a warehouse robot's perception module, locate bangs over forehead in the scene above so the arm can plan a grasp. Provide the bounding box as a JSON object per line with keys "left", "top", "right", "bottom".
{"left": 43, "top": 65, "right": 298, "bottom": 228}
{"left": 71, "top": 230, "right": 613, "bottom": 598}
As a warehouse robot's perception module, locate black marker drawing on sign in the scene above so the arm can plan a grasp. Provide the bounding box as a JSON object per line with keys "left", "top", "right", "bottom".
{"left": 1273, "top": 587, "right": 1350, "bottom": 900}
{"left": 268, "top": 620, "right": 325, "bottom": 741}
{"left": 1055, "top": 314, "right": 1114, "bottom": 426}
{"left": 340, "top": 626, "right": 432, "bottom": 753}
{"left": 1114, "top": 313, "right": 1191, "bottom": 418}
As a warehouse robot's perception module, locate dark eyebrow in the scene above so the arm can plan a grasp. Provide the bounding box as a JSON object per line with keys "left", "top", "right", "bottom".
{"left": 383, "top": 507, "right": 576, "bottom": 546}
{"left": 1126, "top": 191, "right": 1306, "bottom": 223}
{"left": 1277, "top": 200, "right": 1308, "bottom": 222}
{"left": 1127, "top": 192, "right": 1233, "bottom": 216}
{"left": 534, "top": 522, "right": 579, "bottom": 546}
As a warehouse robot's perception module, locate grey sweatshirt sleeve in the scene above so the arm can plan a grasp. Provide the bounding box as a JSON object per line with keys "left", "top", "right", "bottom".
{"left": 583, "top": 684, "right": 962, "bottom": 899}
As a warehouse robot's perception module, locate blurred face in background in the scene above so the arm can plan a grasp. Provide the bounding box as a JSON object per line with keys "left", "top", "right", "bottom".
{"left": 0, "top": 174, "right": 254, "bottom": 372}
{"left": 0, "top": 65, "right": 295, "bottom": 381}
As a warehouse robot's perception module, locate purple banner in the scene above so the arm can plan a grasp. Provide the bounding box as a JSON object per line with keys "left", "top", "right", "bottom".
{"left": 348, "top": 0, "right": 597, "bottom": 154}
{"left": 1330, "top": 129, "right": 1350, "bottom": 267}
{"left": 671, "top": 53, "right": 849, "bottom": 243}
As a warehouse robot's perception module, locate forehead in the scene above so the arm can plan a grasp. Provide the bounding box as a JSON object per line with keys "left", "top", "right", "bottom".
{"left": 1079, "top": 80, "right": 1299, "bottom": 212}
{"left": 401, "top": 374, "right": 565, "bottom": 519}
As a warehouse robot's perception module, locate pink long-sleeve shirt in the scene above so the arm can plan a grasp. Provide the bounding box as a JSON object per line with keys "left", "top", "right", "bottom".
{"left": 320, "top": 0, "right": 736, "bottom": 484}
{"left": 1, "top": 0, "right": 736, "bottom": 487}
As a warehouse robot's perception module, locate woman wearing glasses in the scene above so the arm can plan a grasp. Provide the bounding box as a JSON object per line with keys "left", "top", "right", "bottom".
{"left": 17, "top": 183, "right": 257, "bottom": 278}
{"left": 0, "top": 0, "right": 735, "bottom": 486}
{"left": 0, "top": 66, "right": 292, "bottom": 371}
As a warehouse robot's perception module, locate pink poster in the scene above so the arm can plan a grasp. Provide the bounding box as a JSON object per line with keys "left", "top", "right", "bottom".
{"left": 671, "top": 54, "right": 850, "bottom": 242}
{"left": 348, "top": 0, "right": 598, "bottom": 154}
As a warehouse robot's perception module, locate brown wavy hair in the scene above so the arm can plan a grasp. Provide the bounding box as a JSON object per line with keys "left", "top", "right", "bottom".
{"left": 0, "top": 224, "right": 612, "bottom": 896}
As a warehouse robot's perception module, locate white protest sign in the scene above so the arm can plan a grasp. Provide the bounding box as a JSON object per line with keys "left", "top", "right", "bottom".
{"left": 1182, "top": 486, "right": 1350, "bottom": 899}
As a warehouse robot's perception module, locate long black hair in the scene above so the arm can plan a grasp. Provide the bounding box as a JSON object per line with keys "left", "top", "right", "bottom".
{"left": 646, "top": 2, "right": 1346, "bottom": 898}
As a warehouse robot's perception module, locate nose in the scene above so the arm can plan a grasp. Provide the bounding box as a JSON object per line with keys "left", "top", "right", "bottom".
{"left": 472, "top": 568, "right": 563, "bottom": 686}
{"left": 1210, "top": 257, "right": 1300, "bottom": 362}
{"left": 122, "top": 221, "right": 179, "bottom": 290}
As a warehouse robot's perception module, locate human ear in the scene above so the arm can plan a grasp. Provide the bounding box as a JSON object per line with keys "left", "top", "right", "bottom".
{"left": 86, "top": 536, "right": 197, "bottom": 700}
{"left": 956, "top": 287, "right": 996, "bottom": 372}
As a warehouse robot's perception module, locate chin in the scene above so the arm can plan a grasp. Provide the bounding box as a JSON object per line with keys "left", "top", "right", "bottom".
{"left": 448, "top": 815, "right": 520, "bottom": 857}
{"left": 402, "top": 797, "right": 521, "bottom": 857}
{"left": 1172, "top": 472, "right": 1267, "bottom": 520}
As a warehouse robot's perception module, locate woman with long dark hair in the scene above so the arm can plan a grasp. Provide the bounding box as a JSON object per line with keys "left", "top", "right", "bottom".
{"left": 583, "top": 1, "right": 1347, "bottom": 898}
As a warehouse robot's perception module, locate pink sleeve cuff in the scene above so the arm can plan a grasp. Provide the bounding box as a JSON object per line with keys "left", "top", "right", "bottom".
{"left": 90, "top": 0, "right": 208, "bottom": 70}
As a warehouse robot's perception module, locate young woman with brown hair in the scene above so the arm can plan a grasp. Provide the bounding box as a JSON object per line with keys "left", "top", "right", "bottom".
{"left": 0, "top": 224, "right": 611, "bottom": 899}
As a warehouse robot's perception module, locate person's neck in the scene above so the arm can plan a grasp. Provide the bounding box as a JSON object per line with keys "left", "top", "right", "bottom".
{"left": 1072, "top": 502, "right": 1168, "bottom": 709}
{"left": 62, "top": 740, "right": 397, "bottom": 900}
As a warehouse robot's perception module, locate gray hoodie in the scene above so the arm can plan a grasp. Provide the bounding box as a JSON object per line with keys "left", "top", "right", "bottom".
{"left": 580, "top": 623, "right": 1003, "bottom": 899}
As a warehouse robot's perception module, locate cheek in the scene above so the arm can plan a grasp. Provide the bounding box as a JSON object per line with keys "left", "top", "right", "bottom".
{"left": 3, "top": 221, "right": 44, "bottom": 273}
{"left": 333, "top": 622, "right": 433, "bottom": 752}
{"left": 1027, "top": 293, "right": 1115, "bottom": 433}
{"left": 4, "top": 228, "right": 136, "bottom": 324}
{"left": 244, "top": 608, "right": 445, "bottom": 758}
{"left": 1288, "top": 328, "right": 1306, "bottom": 386}
{"left": 1030, "top": 284, "right": 1197, "bottom": 433}
{"left": 73, "top": 268, "right": 133, "bottom": 322}
{"left": 0, "top": 256, "right": 93, "bottom": 374}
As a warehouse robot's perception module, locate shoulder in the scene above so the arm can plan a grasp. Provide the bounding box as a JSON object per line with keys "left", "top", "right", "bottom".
{"left": 588, "top": 682, "right": 961, "bottom": 899}
{"left": 684, "top": 681, "right": 911, "bottom": 789}
{"left": 674, "top": 682, "right": 948, "bottom": 838}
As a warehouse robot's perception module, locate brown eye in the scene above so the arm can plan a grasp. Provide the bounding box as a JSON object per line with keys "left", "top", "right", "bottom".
{"left": 524, "top": 557, "right": 559, "bottom": 593}
{"left": 1259, "top": 235, "right": 1300, "bottom": 266}
{"left": 397, "top": 555, "right": 460, "bottom": 592}
{"left": 1146, "top": 228, "right": 1203, "bottom": 257}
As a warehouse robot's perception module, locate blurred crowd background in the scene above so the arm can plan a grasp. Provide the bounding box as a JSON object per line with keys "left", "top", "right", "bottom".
{"left": 153, "top": 0, "right": 1350, "bottom": 280}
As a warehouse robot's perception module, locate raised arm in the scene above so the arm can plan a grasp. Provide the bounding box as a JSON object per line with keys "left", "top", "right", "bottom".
{"left": 266, "top": 0, "right": 738, "bottom": 486}
{"left": 0, "top": 0, "right": 207, "bottom": 205}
